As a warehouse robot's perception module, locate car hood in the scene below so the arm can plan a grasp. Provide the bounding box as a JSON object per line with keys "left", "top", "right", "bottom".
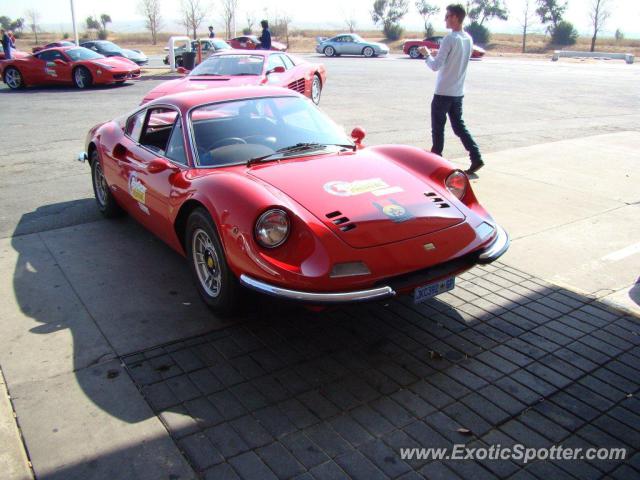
{"left": 145, "top": 75, "right": 263, "bottom": 100}
{"left": 94, "top": 56, "right": 140, "bottom": 69}
{"left": 247, "top": 151, "right": 467, "bottom": 248}
{"left": 122, "top": 49, "right": 147, "bottom": 60}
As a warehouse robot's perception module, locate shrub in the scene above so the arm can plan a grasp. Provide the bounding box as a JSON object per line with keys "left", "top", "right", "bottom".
{"left": 98, "top": 29, "right": 108, "bottom": 40}
{"left": 464, "top": 21, "right": 490, "bottom": 45}
{"left": 383, "top": 23, "right": 403, "bottom": 41}
{"left": 425, "top": 23, "right": 435, "bottom": 38}
{"left": 614, "top": 28, "right": 624, "bottom": 42}
{"left": 551, "top": 21, "right": 578, "bottom": 46}
{"left": 63, "top": 32, "right": 70, "bottom": 39}
{"left": 242, "top": 27, "right": 252, "bottom": 35}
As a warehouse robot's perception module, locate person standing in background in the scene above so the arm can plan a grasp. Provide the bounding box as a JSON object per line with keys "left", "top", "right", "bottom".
{"left": 1, "top": 29, "right": 15, "bottom": 60}
{"left": 258, "top": 20, "right": 271, "bottom": 50}
{"left": 419, "top": 4, "right": 484, "bottom": 175}
{"left": 208, "top": 26, "right": 215, "bottom": 38}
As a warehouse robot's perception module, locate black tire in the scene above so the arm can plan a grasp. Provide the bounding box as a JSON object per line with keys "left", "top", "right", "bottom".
{"left": 3, "top": 66, "right": 24, "bottom": 89}
{"left": 186, "top": 208, "right": 241, "bottom": 315}
{"left": 311, "top": 74, "right": 322, "bottom": 105}
{"left": 409, "top": 46, "right": 422, "bottom": 59}
{"left": 323, "top": 46, "right": 335, "bottom": 57}
{"left": 90, "top": 150, "right": 124, "bottom": 218}
{"left": 363, "top": 46, "right": 375, "bottom": 58}
{"left": 72, "top": 66, "right": 93, "bottom": 89}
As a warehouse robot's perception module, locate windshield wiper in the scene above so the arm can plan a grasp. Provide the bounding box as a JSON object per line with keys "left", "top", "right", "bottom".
{"left": 247, "top": 142, "right": 355, "bottom": 166}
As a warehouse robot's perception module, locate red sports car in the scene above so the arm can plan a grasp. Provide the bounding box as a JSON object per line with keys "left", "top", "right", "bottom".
{"left": 227, "top": 35, "right": 287, "bottom": 51}
{"left": 79, "top": 87, "right": 509, "bottom": 314}
{"left": 403, "top": 36, "right": 485, "bottom": 59}
{"left": 32, "top": 41, "right": 76, "bottom": 53}
{"left": 141, "top": 50, "right": 326, "bottom": 105}
{"left": 1, "top": 46, "right": 141, "bottom": 90}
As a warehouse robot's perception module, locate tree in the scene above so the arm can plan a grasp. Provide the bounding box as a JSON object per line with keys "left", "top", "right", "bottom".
{"left": 371, "top": 0, "right": 409, "bottom": 40}
{"left": 86, "top": 16, "right": 101, "bottom": 30}
{"left": 589, "top": 0, "right": 611, "bottom": 52}
{"left": 100, "top": 14, "right": 112, "bottom": 32}
{"left": 180, "top": 0, "right": 207, "bottom": 39}
{"left": 245, "top": 11, "right": 255, "bottom": 34}
{"left": 221, "top": 0, "right": 239, "bottom": 39}
{"left": 519, "top": 0, "right": 536, "bottom": 53}
{"left": 468, "top": 0, "right": 508, "bottom": 25}
{"left": 25, "top": 9, "right": 40, "bottom": 44}
{"left": 342, "top": 8, "right": 358, "bottom": 33}
{"left": 536, "top": 0, "right": 567, "bottom": 33}
{"left": 137, "top": 0, "right": 162, "bottom": 44}
{"left": 10, "top": 18, "right": 24, "bottom": 34}
{"left": 415, "top": 0, "right": 439, "bottom": 37}
{"left": 0, "top": 16, "right": 10, "bottom": 29}
{"left": 614, "top": 28, "right": 624, "bottom": 41}
{"left": 273, "top": 13, "right": 293, "bottom": 47}
{"left": 551, "top": 20, "right": 577, "bottom": 45}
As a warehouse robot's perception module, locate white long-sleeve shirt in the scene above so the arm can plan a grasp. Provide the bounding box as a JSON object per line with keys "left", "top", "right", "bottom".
{"left": 425, "top": 31, "right": 473, "bottom": 97}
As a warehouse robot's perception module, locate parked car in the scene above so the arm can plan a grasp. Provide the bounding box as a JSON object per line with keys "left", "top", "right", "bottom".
{"left": 79, "top": 86, "right": 509, "bottom": 314}
{"left": 403, "top": 36, "right": 485, "bottom": 59}
{"left": 0, "top": 45, "right": 28, "bottom": 60}
{"left": 143, "top": 50, "right": 326, "bottom": 105}
{"left": 315, "top": 34, "right": 389, "bottom": 57}
{"left": 1, "top": 46, "right": 141, "bottom": 89}
{"left": 32, "top": 41, "right": 75, "bottom": 53}
{"left": 163, "top": 38, "right": 232, "bottom": 66}
{"left": 227, "top": 35, "right": 287, "bottom": 52}
{"left": 80, "top": 40, "right": 148, "bottom": 66}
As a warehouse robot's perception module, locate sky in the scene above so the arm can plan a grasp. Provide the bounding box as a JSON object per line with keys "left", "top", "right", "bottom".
{"left": 1, "top": 0, "right": 638, "bottom": 37}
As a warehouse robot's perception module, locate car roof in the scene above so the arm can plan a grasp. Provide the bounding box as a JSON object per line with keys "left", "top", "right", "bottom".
{"left": 147, "top": 86, "right": 302, "bottom": 111}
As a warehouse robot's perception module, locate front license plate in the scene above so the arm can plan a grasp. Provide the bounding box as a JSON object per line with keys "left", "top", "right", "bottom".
{"left": 414, "top": 277, "right": 455, "bottom": 304}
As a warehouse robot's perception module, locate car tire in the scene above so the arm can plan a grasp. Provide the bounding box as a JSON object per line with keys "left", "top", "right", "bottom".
{"left": 409, "top": 46, "right": 422, "bottom": 59}
{"left": 90, "top": 150, "right": 124, "bottom": 218}
{"left": 323, "top": 46, "right": 335, "bottom": 57}
{"left": 186, "top": 208, "right": 241, "bottom": 316}
{"left": 3, "top": 67, "right": 24, "bottom": 89}
{"left": 311, "top": 74, "right": 322, "bottom": 105}
{"left": 73, "top": 66, "right": 93, "bottom": 89}
{"left": 363, "top": 46, "right": 375, "bottom": 58}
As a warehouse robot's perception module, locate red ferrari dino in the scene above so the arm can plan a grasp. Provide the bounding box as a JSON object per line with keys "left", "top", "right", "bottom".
{"left": 141, "top": 50, "right": 326, "bottom": 105}
{"left": 79, "top": 87, "right": 508, "bottom": 314}
{"left": 403, "top": 36, "right": 485, "bottom": 59}
{"left": 227, "top": 35, "right": 287, "bottom": 51}
{"left": 1, "top": 46, "right": 141, "bottom": 90}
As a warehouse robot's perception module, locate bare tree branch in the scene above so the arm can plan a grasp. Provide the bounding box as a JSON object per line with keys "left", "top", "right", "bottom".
{"left": 221, "top": 0, "right": 239, "bottom": 39}
{"left": 180, "top": 0, "right": 207, "bottom": 39}
{"left": 589, "top": 0, "right": 611, "bottom": 52}
{"left": 137, "top": 0, "right": 162, "bottom": 45}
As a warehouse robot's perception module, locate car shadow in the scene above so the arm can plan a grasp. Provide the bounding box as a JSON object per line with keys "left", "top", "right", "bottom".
{"left": 0, "top": 82, "right": 135, "bottom": 94}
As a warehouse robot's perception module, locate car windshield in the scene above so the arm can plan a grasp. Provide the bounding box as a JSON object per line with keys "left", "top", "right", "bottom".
{"left": 190, "top": 96, "right": 353, "bottom": 167}
{"left": 190, "top": 55, "right": 264, "bottom": 76}
{"left": 99, "top": 41, "right": 122, "bottom": 53}
{"left": 212, "top": 39, "right": 231, "bottom": 49}
{"left": 66, "top": 48, "right": 105, "bottom": 61}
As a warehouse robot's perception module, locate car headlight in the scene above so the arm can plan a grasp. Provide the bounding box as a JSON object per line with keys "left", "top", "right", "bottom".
{"left": 95, "top": 62, "right": 113, "bottom": 70}
{"left": 255, "top": 209, "right": 290, "bottom": 248}
{"left": 445, "top": 170, "right": 468, "bottom": 200}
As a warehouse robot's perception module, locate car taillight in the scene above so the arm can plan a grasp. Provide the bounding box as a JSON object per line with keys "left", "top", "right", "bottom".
{"left": 255, "top": 209, "right": 290, "bottom": 248}
{"left": 445, "top": 170, "right": 468, "bottom": 200}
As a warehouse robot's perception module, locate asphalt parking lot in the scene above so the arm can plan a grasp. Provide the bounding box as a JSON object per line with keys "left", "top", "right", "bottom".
{"left": 0, "top": 55, "right": 639, "bottom": 479}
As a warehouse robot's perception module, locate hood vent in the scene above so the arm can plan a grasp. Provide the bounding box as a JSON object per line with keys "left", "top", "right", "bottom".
{"left": 326, "top": 211, "right": 357, "bottom": 232}
{"left": 425, "top": 191, "right": 450, "bottom": 208}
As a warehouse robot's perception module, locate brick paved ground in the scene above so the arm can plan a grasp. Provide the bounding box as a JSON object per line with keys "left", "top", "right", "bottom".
{"left": 123, "top": 262, "right": 640, "bottom": 479}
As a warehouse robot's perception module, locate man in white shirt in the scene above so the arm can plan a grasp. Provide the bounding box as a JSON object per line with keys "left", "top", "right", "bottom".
{"left": 419, "top": 4, "right": 483, "bottom": 174}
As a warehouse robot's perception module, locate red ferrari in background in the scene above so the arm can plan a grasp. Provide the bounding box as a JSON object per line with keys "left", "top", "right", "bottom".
{"left": 79, "top": 87, "right": 509, "bottom": 314}
{"left": 1, "top": 46, "right": 141, "bottom": 89}
{"left": 141, "top": 50, "right": 326, "bottom": 105}
{"left": 32, "top": 41, "right": 76, "bottom": 53}
{"left": 403, "top": 36, "right": 486, "bottom": 59}
{"left": 227, "top": 35, "right": 287, "bottom": 52}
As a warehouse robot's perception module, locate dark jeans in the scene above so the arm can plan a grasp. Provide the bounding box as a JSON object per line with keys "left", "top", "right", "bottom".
{"left": 430, "top": 94, "right": 482, "bottom": 164}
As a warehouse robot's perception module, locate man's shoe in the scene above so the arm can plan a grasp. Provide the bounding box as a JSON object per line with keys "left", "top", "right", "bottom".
{"left": 465, "top": 161, "right": 484, "bottom": 175}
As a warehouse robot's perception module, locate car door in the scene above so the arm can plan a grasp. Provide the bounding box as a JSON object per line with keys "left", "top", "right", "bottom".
{"left": 332, "top": 36, "right": 347, "bottom": 55}
{"left": 113, "top": 107, "right": 189, "bottom": 241}
{"left": 343, "top": 35, "right": 360, "bottom": 55}
{"left": 264, "top": 53, "right": 293, "bottom": 89}
{"left": 34, "top": 50, "right": 68, "bottom": 84}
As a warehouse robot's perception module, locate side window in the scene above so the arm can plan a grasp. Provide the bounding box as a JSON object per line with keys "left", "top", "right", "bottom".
{"left": 38, "top": 50, "right": 64, "bottom": 62}
{"left": 125, "top": 110, "right": 146, "bottom": 142}
{"left": 344, "top": 36, "right": 353, "bottom": 42}
{"left": 281, "top": 55, "right": 294, "bottom": 69}
{"left": 266, "top": 54, "right": 285, "bottom": 71}
{"left": 140, "top": 108, "right": 179, "bottom": 156}
{"left": 165, "top": 120, "right": 187, "bottom": 165}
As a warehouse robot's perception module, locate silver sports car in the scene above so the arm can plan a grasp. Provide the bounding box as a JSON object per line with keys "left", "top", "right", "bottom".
{"left": 315, "top": 34, "right": 389, "bottom": 57}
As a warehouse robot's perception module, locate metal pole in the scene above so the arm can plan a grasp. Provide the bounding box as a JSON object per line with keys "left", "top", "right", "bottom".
{"left": 70, "top": 0, "right": 79, "bottom": 45}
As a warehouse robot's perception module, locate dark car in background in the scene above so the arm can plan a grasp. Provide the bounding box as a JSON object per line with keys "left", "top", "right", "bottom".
{"left": 80, "top": 40, "right": 148, "bottom": 66}
{"left": 163, "top": 38, "right": 232, "bottom": 66}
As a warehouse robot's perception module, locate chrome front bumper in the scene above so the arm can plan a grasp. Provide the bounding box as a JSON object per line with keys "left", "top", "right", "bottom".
{"left": 239, "top": 223, "right": 509, "bottom": 304}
